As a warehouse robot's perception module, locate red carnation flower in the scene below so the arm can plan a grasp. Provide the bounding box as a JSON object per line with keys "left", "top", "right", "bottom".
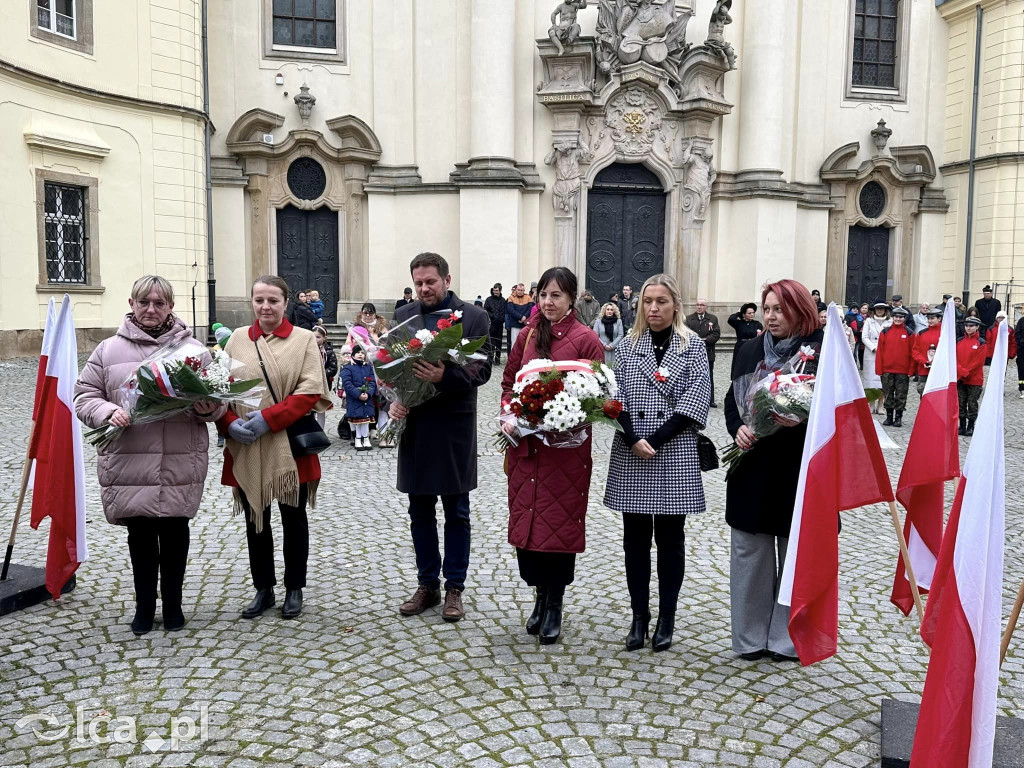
{"left": 545, "top": 379, "right": 564, "bottom": 396}
{"left": 376, "top": 348, "right": 394, "bottom": 363}
{"left": 436, "top": 319, "right": 451, "bottom": 330}
{"left": 408, "top": 338, "right": 423, "bottom": 351}
{"left": 602, "top": 399, "right": 624, "bottom": 419}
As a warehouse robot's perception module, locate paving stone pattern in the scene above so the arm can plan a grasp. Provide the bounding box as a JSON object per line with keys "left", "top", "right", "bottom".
{"left": 0, "top": 353, "right": 1022, "bottom": 767}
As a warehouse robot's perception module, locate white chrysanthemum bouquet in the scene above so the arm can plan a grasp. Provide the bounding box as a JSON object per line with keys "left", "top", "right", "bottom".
{"left": 497, "top": 359, "right": 623, "bottom": 449}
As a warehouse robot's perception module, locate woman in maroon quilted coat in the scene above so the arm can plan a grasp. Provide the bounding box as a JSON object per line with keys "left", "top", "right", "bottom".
{"left": 501, "top": 267, "right": 605, "bottom": 645}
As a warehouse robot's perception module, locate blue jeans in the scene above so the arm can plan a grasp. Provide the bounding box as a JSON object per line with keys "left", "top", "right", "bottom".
{"left": 407, "top": 493, "right": 471, "bottom": 592}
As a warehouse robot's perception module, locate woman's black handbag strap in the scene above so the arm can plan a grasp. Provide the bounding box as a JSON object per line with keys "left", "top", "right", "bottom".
{"left": 253, "top": 340, "right": 281, "bottom": 404}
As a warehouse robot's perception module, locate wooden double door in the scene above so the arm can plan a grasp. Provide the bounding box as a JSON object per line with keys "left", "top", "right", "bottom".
{"left": 277, "top": 205, "right": 339, "bottom": 323}
{"left": 845, "top": 225, "right": 890, "bottom": 308}
{"left": 585, "top": 163, "right": 666, "bottom": 305}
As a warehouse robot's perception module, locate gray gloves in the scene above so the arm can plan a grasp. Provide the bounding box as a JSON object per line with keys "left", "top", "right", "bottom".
{"left": 227, "top": 418, "right": 256, "bottom": 445}
{"left": 242, "top": 411, "right": 271, "bottom": 439}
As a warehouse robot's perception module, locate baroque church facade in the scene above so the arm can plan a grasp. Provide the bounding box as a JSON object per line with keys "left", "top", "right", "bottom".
{"left": 0, "top": 0, "right": 1021, "bottom": 352}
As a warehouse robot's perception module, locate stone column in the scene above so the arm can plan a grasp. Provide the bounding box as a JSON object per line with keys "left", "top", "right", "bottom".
{"left": 343, "top": 167, "right": 369, "bottom": 302}
{"left": 678, "top": 136, "right": 716, "bottom": 304}
{"left": 458, "top": 0, "right": 523, "bottom": 298}
{"left": 244, "top": 158, "right": 271, "bottom": 280}
{"left": 736, "top": 2, "right": 785, "bottom": 176}
{"left": 469, "top": 0, "right": 516, "bottom": 166}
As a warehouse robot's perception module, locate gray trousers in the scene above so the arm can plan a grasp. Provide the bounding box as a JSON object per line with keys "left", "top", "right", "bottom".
{"left": 730, "top": 529, "right": 796, "bottom": 656}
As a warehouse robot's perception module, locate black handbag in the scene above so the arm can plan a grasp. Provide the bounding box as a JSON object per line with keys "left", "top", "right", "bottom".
{"left": 253, "top": 340, "right": 330, "bottom": 457}
{"left": 697, "top": 433, "right": 719, "bottom": 472}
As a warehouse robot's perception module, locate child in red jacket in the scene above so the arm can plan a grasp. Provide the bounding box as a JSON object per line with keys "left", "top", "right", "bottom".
{"left": 875, "top": 307, "right": 915, "bottom": 426}
{"left": 912, "top": 309, "right": 943, "bottom": 395}
{"left": 956, "top": 317, "right": 987, "bottom": 435}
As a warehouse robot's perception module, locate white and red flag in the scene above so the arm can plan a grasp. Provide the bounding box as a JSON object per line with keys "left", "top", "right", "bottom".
{"left": 28, "top": 296, "right": 88, "bottom": 599}
{"left": 910, "top": 319, "right": 1007, "bottom": 768}
{"left": 891, "top": 300, "right": 960, "bottom": 615}
{"left": 778, "top": 303, "right": 894, "bottom": 665}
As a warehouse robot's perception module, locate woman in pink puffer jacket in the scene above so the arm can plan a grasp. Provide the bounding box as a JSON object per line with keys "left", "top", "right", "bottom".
{"left": 74, "top": 276, "right": 224, "bottom": 636}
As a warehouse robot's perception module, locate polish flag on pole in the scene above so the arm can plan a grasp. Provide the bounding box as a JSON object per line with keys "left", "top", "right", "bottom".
{"left": 28, "top": 296, "right": 88, "bottom": 599}
{"left": 778, "top": 303, "right": 895, "bottom": 666}
{"left": 26, "top": 298, "right": 58, "bottom": 486}
{"left": 891, "top": 300, "right": 960, "bottom": 615}
{"left": 909, "top": 320, "right": 1007, "bottom": 768}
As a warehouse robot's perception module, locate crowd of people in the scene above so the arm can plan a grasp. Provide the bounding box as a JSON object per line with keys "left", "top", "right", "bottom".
{"left": 72, "top": 265, "right": 1020, "bottom": 660}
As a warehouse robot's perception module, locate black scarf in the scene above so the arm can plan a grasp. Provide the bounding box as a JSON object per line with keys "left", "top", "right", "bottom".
{"left": 601, "top": 315, "right": 618, "bottom": 342}
{"left": 129, "top": 312, "right": 176, "bottom": 339}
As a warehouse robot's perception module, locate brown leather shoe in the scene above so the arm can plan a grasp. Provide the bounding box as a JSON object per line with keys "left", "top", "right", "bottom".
{"left": 399, "top": 585, "right": 441, "bottom": 616}
{"left": 441, "top": 588, "right": 465, "bottom": 623}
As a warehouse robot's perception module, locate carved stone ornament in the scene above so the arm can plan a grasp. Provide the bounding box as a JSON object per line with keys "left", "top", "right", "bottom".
{"left": 596, "top": 0, "right": 692, "bottom": 97}
{"left": 294, "top": 83, "right": 316, "bottom": 124}
{"left": 680, "top": 138, "right": 716, "bottom": 219}
{"left": 705, "top": 0, "right": 737, "bottom": 70}
{"left": 548, "top": 0, "right": 588, "bottom": 56}
{"left": 871, "top": 119, "right": 892, "bottom": 152}
{"left": 604, "top": 87, "right": 663, "bottom": 155}
{"left": 544, "top": 139, "right": 591, "bottom": 213}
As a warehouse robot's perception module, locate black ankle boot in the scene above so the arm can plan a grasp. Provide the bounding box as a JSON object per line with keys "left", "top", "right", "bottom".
{"left": 958, "top": 417, "right": 967, "bottom": 436}
{"left": 625, "top": 611, "right": 650, "bottom": 651}
{"left": 883, "top": 410, "right": 894, "bottom": 426}
{"left": 526, "top": 587, "right": 548, "bottom": 636}
{"left": 281, "top": 589, "right": 303, "bottom": 619}
{"left": 965, "top": 418, "right": 975, "bottom": 436}
{"left": 163, "top": 602, "right": 185, "bottom": 632}
{"left": 241, "top": 588, "right": 276, "bottom": 619}
{"left": 894, "top": 410, "right": 903, "bottom": 427}
{"left": 132, "top": 602, "right": 156, "bottom": 636}
{"left": 539, "top": 586, "right": 564, "bottom": 645}
{"left": 652, "top": 613, "right": 675, "bottom": 652}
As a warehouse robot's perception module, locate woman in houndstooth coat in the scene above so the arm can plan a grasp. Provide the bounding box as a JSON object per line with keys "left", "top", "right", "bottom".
{"left": 604, "top": 274, "right": 711, "bottom": 653}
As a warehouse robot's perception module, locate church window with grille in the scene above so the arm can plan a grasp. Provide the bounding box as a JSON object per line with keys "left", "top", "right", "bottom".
{"left": 44, "top": 182, "right": 88, "bottom": 284}
{"left": 852, "top": 0, "right": 899, "bottom": 89}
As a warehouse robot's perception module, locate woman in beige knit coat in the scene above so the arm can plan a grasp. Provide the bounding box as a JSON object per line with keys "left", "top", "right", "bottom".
{"left": 74, "top": 275, "right": 225, "bottom": 636}
{"left": 216, "top": 276, "right": 331, "bottom": 621}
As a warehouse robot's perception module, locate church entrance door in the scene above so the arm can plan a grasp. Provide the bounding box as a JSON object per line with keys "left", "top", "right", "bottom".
{"left": 585, "top": 163, "right": 666, "bottom": 305}
{"left": 277, "top": 205, "right": 339, "bottom": 323}
{"left": 845, "top": 225, "right": 890, "bottom": 308}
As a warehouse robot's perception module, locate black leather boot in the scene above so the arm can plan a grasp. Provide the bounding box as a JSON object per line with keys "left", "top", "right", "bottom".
{"left": 958, "top": 417, "right": 967, "bottom": 436}
{"left": 965, "top": 418, "right": 975, "bottom": 437}
{"left": 894, "top": 410, "right": 904, "bottom": 427}
{"left": 241, "top": 588, "right": 276, "bottom": 619}
{"left": 883, "top": 410, "right": 894, "bottom": 426}
{"left": 526, "top": 587, "right": 548, "bottom": 636}
{"left": 131, "top": 602, "right": 156, "bottom": 636}
{"left": 625, "top": 611, "right": 650, "bottom": 651}
{"left": 539, "top": 586, "right": 564, "bottom": 645}
{"left": 652, "top": 612, "right": 675, "bottom": 652}
{"left": 281, "top": 589, "right": 303, "bottom": 619}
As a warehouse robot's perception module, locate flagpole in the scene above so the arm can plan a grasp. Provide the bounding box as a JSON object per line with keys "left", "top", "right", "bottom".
{"left": 1000, "top": 577, "right": 1024, "bottom": 666}
{"left": 1, "top": 423, "right": 36, "bottom": 581}
{"left": 888, "top": 501, "right": 925, "bottom": 621}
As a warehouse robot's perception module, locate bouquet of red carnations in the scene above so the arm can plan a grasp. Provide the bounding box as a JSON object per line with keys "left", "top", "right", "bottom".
{"left": 84, "top": 337, "right": 265, "bottom": 449}
{"left": 496, "top": 359, "right": 624, "bottom": 450}
{"left": 368, "top": 310, "right": 489, "bottom": 443}
{"left": 720, "top": 345, "right": 817, "bottom": 478}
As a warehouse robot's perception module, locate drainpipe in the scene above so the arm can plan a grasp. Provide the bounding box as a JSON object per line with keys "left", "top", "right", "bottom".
{"left": 202, "top": 0, "right": 216, "bottom": 339}
{"left": 962, "top": 4, "right": 983, "bottom": 306}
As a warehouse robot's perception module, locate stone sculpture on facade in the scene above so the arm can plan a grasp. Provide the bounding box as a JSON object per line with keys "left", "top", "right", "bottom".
{"left": 545, "top": 139, "right": 591, "bottom": 213}
{"left": 294, "top": 83, "right": 316, "bottom": 125}
{"left": 596, "top": 0, "right": 692, "bottom": 96}
{"left": 681, "top": 138, "right": 716, "bottom": 218}
{"left": 548, "top": 0, "right": 589, "bottom": 55}
{"left": 705, "top": 0, "right": 737, "bottom": 71}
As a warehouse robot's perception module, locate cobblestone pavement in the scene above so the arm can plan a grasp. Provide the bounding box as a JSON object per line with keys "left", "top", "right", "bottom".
{"left": 0, "top": 351, "right": 1022, "bottom": 768}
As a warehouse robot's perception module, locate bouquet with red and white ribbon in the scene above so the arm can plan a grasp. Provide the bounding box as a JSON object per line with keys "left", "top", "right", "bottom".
{"left": 497, "top": 358, "right": 624, "bottom": 450}
{"left": 720, "top": 344, "right": 818, "bottom": 477}
{"left": 84, "top": 337, "right": 265, "bottom": 449}
{"left": 364, "top": 310, "right": 489, "bottom": 444}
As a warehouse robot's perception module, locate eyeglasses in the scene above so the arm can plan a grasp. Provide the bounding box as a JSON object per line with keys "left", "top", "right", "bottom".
{"left": 136, "top": 300, "right": 167, "bottom": 310}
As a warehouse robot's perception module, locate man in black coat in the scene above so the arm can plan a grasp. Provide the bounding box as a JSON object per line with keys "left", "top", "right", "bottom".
{"left": 685, "top": 299, "right": 722, "bottom": 407}
{"left": 975, "top": 285, "right": 1002, "bottom": 340}
{"left": 286, "top": 294, "right": 317, "bottom": 330}
{"left": 483, "top": 283, "right": 507, "bottom": 364}
{"left": 389, "top": 252, "right": 492, "bottom": 623}
{"left": 391, "top": 287, "right": 414, "bottom": 320}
